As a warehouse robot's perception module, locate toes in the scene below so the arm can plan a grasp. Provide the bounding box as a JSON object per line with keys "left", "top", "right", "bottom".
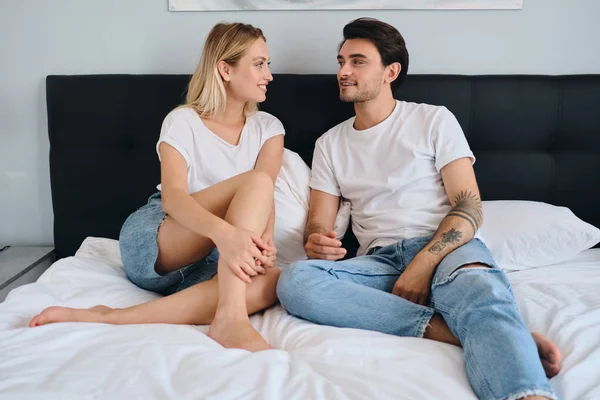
{"left": 29, "top": 307, "right": 58, "bottom": 327}
{"left": 542, "top": 359, "right": 560, "bottom": 378}
{"left": 543, "top": 345, "right": 562, "bottom": 368}
{"left": 29, "top": 315, "right": 40, "bottom": 328}
{"left": 35, "top": 311, "right": 51, "bottom": 326}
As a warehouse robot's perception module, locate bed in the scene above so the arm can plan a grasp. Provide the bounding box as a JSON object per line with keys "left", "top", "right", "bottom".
{"left": 1, "top": 74, "right": 599, "bottom": 399}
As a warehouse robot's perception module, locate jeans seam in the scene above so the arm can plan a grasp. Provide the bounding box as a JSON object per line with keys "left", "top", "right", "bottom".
{"left": 442, "top": 306, "right": 493, "bottom": 399}
{"left": 396, "top": 240, "right": 405, "bottom": 270}
{"left": 464, "top": 334, "right": 496, "bottom": 400}
{"left": 331, "top": 269, "right": 399, "bottom": 278}
{"left": 435, "top": 272, "right": 509, "bottom": 400}
{"left": 414, "top": 308, "right": 434, "bottom": 338}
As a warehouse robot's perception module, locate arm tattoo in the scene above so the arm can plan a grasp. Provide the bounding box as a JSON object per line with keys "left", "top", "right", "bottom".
{"left": 427, "top": 191, "right": 482, "bottom": 256}
{"left": 428, "top": 228, "right": 463, "bottom": 255}
{"left": 447, "top": 190, "right": 483, "bottom": 234}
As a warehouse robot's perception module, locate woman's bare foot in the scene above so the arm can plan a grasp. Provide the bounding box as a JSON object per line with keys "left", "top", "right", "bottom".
{"left": 532, "top": 332, "right": 562, "bottom": 377}
{"left": 29, "top": 305, "right": 113, "bottom": 327}
{"left": 207, "top": 316, "right": 272, "bottom": 352}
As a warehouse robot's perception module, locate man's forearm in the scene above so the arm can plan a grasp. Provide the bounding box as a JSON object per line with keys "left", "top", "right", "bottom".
{"left": 414, "top": 190, "right": 483, "bottom": 273}
{"left": 303, "top": 220, "right": 330, "bottom": 245}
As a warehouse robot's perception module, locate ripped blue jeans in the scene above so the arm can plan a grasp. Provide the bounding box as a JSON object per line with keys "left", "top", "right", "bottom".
{"left": 277, "top": 235, "right": 556, "bottom": 400}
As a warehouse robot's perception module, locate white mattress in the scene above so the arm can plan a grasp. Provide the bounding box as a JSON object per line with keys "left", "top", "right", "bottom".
{"left": 0, "top": 237, "right": 599, "bottom": 400}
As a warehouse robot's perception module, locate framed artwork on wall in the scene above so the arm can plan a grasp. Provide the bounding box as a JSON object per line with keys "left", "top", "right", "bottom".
{"left": 168, "top": 0, "right": 523, "bottom": 11}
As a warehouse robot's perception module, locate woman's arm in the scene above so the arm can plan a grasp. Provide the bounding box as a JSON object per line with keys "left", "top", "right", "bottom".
{"left": 158, "top": 142, "right": 230, "bottom": 242}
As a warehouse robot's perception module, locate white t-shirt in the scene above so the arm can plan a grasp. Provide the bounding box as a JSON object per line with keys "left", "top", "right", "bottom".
{"left": 156, "top": 107, "right": 285, "bottom": 193}
{"left": 310, "top": 100, "right": 479, "bottom": 256}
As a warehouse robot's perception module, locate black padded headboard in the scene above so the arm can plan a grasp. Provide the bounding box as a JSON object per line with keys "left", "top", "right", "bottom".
{"left": 47, "top": 74, "right": 600, "bottom": 259}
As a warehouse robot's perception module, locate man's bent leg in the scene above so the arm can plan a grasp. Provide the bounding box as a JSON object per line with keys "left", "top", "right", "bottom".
{"left": 277, "top": 244, "right": 434, "bottom": 338}
{"left": 430, "top": 239, "right": 556, "bottom": 400}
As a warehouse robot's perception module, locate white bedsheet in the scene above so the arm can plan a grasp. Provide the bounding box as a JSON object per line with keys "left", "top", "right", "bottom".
{"left": 0, "top": 237, "right": 599, "bottom": 400}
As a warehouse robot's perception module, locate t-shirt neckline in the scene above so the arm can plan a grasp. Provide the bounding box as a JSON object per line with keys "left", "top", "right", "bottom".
{"left": 350, "top": 100, "right": 400, "bottom": 135}
{"left": 194, "top": 109, "right": 248, "bottom": 148}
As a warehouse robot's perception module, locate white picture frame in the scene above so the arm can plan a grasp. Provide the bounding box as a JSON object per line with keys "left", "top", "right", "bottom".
{"left": 168, "top": 0, "right": 523, "bottom": 11}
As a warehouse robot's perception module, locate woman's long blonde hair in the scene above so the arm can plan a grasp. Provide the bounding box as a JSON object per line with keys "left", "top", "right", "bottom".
{"left": 184, "top": 22, "right": 266, "bottom": 118}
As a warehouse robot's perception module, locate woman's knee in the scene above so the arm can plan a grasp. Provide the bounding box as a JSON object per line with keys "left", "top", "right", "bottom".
{"left": 241, "top": 171, "right": 274, "bottom": 193}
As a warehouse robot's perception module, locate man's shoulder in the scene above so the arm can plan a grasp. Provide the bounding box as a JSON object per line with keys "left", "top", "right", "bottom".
{"left": 398, "top": 100, "right": 449, "bottom": 120}
{"left": 395, "top": 101, "right": 458, "bottom": 135}
{"left": 317, "top": 116, "right": 355, "bottom": 144}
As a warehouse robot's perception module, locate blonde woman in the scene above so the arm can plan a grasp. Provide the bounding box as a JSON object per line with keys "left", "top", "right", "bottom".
{"left": 30, "top": 22, "right": 284, "bottom": 352}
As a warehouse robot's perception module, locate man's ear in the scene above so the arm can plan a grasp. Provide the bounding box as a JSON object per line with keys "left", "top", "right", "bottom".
{"left": 217, "top": 60, "right": 231, "bottom": 82}
{"left": 385, "top": 62, "right": 401, "bottom": 85}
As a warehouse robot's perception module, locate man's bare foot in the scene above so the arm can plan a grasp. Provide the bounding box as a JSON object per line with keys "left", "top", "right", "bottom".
{"left": 532, "top": 332, "right": 562, "bottom": 377}
{"left": 207, "top": 316, "right": 272, "bottom": 352}
{"left": 29, "top": 305, "right": 113, "bottom": 327}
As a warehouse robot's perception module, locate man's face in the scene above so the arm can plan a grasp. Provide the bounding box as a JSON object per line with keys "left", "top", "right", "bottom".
{"left": 337, "top": 39, "right": 386, "bottom": 103}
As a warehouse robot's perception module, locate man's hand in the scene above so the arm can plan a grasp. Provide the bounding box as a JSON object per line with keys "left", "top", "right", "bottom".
{"left": 305, "top": 231, "right": 347, "bottom": 260}
{"left": 392, "top": 257, "right": 436, "bottom": 306}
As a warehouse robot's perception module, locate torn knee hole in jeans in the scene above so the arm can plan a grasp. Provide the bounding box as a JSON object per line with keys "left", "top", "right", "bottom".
{"left": 450, "top": 262, "right": 492, "bottom": 277}
{"left": 432, "top": 263, "right": 497, "bottom": 288}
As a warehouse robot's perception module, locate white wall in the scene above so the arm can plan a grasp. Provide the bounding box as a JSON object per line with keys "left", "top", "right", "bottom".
{"left": 1, "top": 0, "right": 599, "bottom": 246}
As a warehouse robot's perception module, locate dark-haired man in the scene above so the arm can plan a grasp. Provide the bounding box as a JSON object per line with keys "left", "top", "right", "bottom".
{"left": 277, "top": 18, "right": 560, "bottom": 400}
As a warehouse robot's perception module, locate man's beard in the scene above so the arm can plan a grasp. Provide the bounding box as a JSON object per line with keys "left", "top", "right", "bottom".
{"left": 339, "top": 82, "right": 381, "bottom": 103}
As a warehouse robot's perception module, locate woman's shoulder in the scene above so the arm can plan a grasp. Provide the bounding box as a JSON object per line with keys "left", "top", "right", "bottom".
{"left": 163, "top": 106, "right": 197, "bottom": 126}
{"left": 247, "top": 111, "right": 284, "bottom": 132}
{"left": 248, "top": 110, "right": 281, "bottom": 125}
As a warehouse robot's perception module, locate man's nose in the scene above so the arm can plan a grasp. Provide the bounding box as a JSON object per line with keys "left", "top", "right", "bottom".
{"left": 338, "top": 63, "right": 351, "bottom": 78}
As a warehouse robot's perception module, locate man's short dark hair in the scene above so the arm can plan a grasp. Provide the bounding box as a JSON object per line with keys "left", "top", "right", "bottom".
{"left": 340, "top": 18, "right": 409, "bottom": 92}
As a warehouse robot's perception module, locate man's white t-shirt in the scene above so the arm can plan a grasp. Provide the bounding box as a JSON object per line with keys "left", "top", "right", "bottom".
{"left": 156, "top": 107, "right": 285, "bottom": 193}
{"left": 310, "top": 100, "right": 479, "bottom": 256}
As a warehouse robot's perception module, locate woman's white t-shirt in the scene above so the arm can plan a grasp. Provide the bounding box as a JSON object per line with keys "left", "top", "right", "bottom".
{"left": 156, "top": 107, "right": 285, "bottom": 193}
{"left": 310, "top": 100, "right": 479, "bottom": 256}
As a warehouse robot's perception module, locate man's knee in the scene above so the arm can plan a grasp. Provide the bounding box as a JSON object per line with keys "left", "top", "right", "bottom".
{"left": 446, "top": 262, "right": 511, "bottom": 302}
{"left": 451, "top": 262, "right": 492, "bottom": 276}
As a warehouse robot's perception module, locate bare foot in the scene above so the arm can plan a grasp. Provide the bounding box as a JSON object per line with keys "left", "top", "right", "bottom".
{"left": 208, "top": 317, "right": 272, "bottom": 352}
{"left": 29, "top": 305, "right": 113, "bottom": 327}
{"left": 532, "top": 332, "right": 562, "bottom": 377}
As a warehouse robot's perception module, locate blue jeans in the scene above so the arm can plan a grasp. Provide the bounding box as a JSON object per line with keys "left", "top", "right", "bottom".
{"left": 119, "top": 192, "right": 220, "bottom": 295}
{"left": 277, "top": 236, "right": 556, "bottom": 400}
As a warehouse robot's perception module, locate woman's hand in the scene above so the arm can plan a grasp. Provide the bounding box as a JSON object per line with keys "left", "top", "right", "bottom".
{"left": 258, "top": 231, "right": 277, "bottom": 268}
{"left": 213, "top": 224, "right": 271, "bottom": 284}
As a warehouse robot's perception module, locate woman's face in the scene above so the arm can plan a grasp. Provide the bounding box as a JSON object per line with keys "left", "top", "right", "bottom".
{"left": 226, "top": 39, "right": 273, "bottom": 104}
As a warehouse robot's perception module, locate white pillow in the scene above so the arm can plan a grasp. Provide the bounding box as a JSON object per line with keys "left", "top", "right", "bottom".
{"left": 274, "top": 149, "right": 350, "bottom": 268}
{"left": 75, "top": 236, "right": 122, "bottom": 266}
{"left": 480, "top": 200, "right": 600, "bottom": 270}
{"left": 273, "top": 149, "right": 310, "bottom": 268}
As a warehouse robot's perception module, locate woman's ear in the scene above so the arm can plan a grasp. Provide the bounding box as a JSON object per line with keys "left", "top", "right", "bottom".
{"left": 217, "top": 60, "right": 231, "bottom": 82}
